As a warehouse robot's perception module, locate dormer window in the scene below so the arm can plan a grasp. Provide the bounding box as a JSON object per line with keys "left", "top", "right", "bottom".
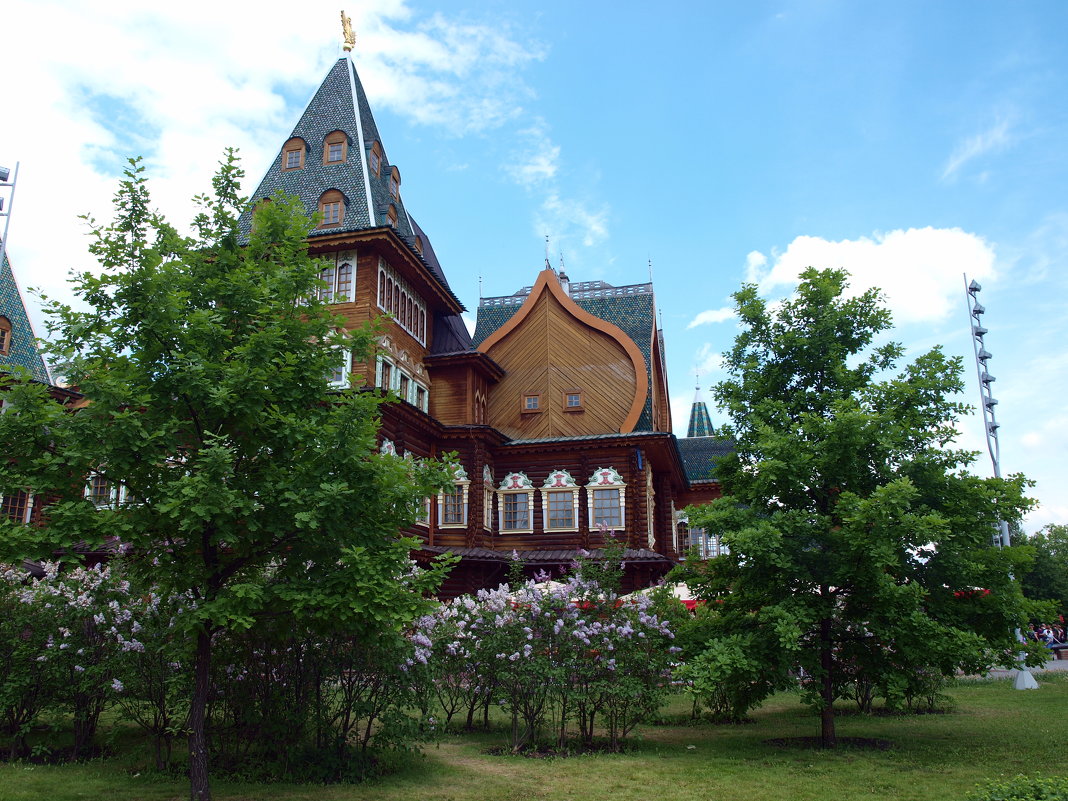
{"left": 386, "top": 205, "right": 398, "bottom": 228}
{"left": 389, "top": 167, "right": 400, "bottom": 200}
{"left": 369, "top": 141, "right": 382, "bottom": 177}
{"left": 318, "top": 190, "right": 345, "bottom": 228}
{"left": 0, "top": 316, "right": 11, "bottom": 355}
{"left": 413, "top": 235, "right": 423, "bottom": 255}
{"left": 324, "top": 130, "right": 347, "bottom": 164}
{"left": 281, "top": 137, "right": 306, "bottom": 171}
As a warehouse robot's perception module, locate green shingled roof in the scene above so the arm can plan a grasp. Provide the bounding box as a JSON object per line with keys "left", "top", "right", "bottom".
{"left": 239, "top": 56, "right": 463, "bottom": 310}
{"left": 0, "top": 250, "right": 49, "bottom": 383}
{"left": 474, "top": 279, "right": 659, "bottom": 431}
{"left": 687, "top": 389, "right": 714, "bottom": 438}
{"left": 676, "top": 436, "right": 733, "bottom": 483}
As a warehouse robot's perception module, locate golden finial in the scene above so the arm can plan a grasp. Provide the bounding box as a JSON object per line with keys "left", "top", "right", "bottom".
{"left": 340, "top": 10, "right": 356, "bottom": 52}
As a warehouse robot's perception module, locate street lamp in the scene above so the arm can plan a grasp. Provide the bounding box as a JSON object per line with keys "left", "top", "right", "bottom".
{"left": 964, "top": 275, "right": 1037, "bottom": 690}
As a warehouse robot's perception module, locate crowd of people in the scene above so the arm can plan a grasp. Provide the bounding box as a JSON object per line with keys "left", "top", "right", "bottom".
{"left": 1026, "top": 622, "right": 1066, "bottom": 647}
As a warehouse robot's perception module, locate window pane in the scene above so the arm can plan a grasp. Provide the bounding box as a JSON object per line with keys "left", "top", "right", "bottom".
{"left": 89, "top": 475, "right": 112, "bottom": 506}
{"left": 503, "top": 494, "right": 528, "bottom": 530}
{"left": 336, "top": 264, "right": 352, "bottom": 302}
{"left": 1, "top": 491, "right": 29, "bottom": 523}
{"left": 443, "top": 486, "right": 465, "bottom": 525}
{"left": 546, "top": 491, "right": 573, "bottom": 529}
{"left": 318, "top": 267, "right": 335, "bottom": 302}
{"left": 328, "top": 142, "right": 343, "bottom": 162}
{"left": 285, "top": 150, "right": 301, "bottom": 168}
{"left": 592, "top": 488, "right": 621, "bottom": 527}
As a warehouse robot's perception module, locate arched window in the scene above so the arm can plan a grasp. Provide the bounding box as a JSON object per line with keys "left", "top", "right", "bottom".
{"left": 317, "top": 189, "right": 345, "bottom": 228}
{"left": 318, "top": 265, "right": 336, "bottom": 302}
{"left": 587, "top": 467, "right": 626, "bottom": 530}
{"left": 281, "top": 137, "right": 306, "bottom": 171}
{"left": 389, "top": 167, "right": 401, "bottom": 200}
{"left": 335, "top": 262, "right": 353, "bottom": 302}
{"left": 323, "top": 130, "right": 348, "bottom": 165}
{"left": 369, "top": 141, "right": 383, "bottom": 177}
{"left": 0, "top": 316, "right": 11, "bottom": 355}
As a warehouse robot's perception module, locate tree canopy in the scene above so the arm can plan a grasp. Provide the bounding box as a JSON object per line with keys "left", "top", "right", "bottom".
{"left": 0, "top": 155, "right": 454, "bottom": 799}
{"left": 677, "top": 268, "right": 1036, "bottom": 746}
{"left": 1022, "top": 524, "right": 1068, "bottom": 618}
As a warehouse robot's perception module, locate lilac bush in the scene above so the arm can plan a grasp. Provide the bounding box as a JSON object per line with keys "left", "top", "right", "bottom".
{"left": 417, "top": 568, "right": 678, "bottom": 752}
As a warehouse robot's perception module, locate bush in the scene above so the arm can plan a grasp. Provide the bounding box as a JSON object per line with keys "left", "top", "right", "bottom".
{"left": 419, "top": 563, "right": 678, "bottom": 753}
{"left": 969, "top": 775, "right": 1068, "bottom": 801}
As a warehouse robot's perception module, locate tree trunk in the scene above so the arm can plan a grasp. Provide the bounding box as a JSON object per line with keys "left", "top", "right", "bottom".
{"left": 820, "top": 616, "right": 837, "bottom": 748}
{"left": 188, "top": 627, "right": 213, "bottom": 801}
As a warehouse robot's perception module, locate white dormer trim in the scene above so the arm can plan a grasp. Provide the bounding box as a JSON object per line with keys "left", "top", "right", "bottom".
{"left": 346, "top": 59, "right": 376, "bottom": 227}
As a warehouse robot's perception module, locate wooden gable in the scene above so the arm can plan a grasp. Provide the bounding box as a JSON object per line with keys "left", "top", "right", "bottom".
{"left": 477, "top": 270, "right": 648, "bottom": 440}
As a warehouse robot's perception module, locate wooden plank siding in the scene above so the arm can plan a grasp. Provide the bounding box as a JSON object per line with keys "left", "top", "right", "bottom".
{"left": 484, "top": 290, "right": 639, "bottom": 440}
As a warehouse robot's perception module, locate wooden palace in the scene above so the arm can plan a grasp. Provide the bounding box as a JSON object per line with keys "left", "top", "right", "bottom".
{"left": 0, "top": 43, "right": 732, "bottom": 595}
{"left": 233, "top": 50, "right": 731, "bottom": 595}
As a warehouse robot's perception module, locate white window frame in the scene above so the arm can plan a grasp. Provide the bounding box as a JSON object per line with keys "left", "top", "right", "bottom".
{"left": 482, "top": 465, "right": 494, "bottom": 531}
{"left": 375, "top": 355, "right": 427, "bottom": 409}
{"left": 438, "top": 466, "right": 470, "bottom": 528}
{"left": 498, "top": 472, "right": 534, "bottom": 534}
{"left": 541, "top": 469, "right": 579, "bottom": 532}
{"left": 328, "top": 349, "right": 351, "bottom": 388}
{"left": 586, "top": 467, "right": 626, "bottom": 531}
{"left": 376, "top": 260, "right": 426, "bottom": 345}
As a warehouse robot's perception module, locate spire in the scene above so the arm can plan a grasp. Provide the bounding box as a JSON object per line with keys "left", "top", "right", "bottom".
{"left": 242, "top": 56, "right": 415, "bottom": 242}
{"left": 0, "top": 250, "right": 50, "bottom": 384}
{"left": 686, "top": 375, "right": 713, "bottom": 438}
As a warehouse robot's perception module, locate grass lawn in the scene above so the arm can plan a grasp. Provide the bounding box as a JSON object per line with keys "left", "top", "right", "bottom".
{"left": 1, "top": 674, "right": 1065, "bottom": 801}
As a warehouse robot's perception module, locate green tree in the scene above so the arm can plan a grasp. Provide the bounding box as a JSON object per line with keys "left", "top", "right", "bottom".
{"left": 1021, "top": 524, "right": 1068, "bottom": 617}
{"left": 677, "top": 268, "right": 1035, "bottom": 747}
{"left": 0, "top": 155, "right": 453, "bottom": 799}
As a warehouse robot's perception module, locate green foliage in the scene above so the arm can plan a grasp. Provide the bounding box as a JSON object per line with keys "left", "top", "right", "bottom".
{"left": 677, "top": 268, "right": 1035, "bottom": 745}
{"left": 1021, "top": 524, "right": 1068, "bottom": 617}
{"left": 968, "top": 775, "right": 1068, "bottom": 801}
{"left": 0, "top": 154, "right": 454, "bottom": 794}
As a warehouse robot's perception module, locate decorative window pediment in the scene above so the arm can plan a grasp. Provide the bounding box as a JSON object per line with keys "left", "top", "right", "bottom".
{"left": 439, "top": 464, "right": 470, "bottom": 528}
{"left": 380, "top": 438, "right": 397, "bottom": 456}
{"left": 587, "top": 467, "right": 624, "bottom": 488}
{"left": 498, "top": 472, "right": 534, "bottom": 533}
{"left": 499, "top": 471, "right": 533, "bottom": 490}
{"left": 542, "top": 469, "right": 577, "bottom": 489}
{"left": 542, "top": 469, "right": 579, "bottom": 532}
{"left": 587, "top": 467, "right": 625, "bottom": 530}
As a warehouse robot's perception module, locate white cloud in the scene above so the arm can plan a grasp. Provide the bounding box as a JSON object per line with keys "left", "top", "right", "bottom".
{"left": 694, "top": 345, "right": 725, "bottom": 381}
{"left": 941, "top": 116, "right": 1015, "bottom": 181}
{"left": 534, "top": 191, "right": 609, "bottom": 251}
{"left": 0, "top": 0, "right": 546, "bottom": 328}
{"left": 687, "top": 307, "right": 735, "bottom": 329}
{"left": 744, "top": 250, "right": 768, "bottom": 283}
{"left": 505, "top": 120, "right": 561, "bottom": 187}
{"left": 753, "top": 227, "right": 997, "bottom": 326}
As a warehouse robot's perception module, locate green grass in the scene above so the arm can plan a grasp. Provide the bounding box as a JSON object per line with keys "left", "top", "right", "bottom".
{"left": 2, "top": 675, "right": 1066, "bottom": 801}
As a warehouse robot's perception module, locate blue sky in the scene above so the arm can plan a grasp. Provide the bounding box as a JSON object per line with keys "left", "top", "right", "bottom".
{"left": 1, "top": 0, "right": 1066, "bottom": 531}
